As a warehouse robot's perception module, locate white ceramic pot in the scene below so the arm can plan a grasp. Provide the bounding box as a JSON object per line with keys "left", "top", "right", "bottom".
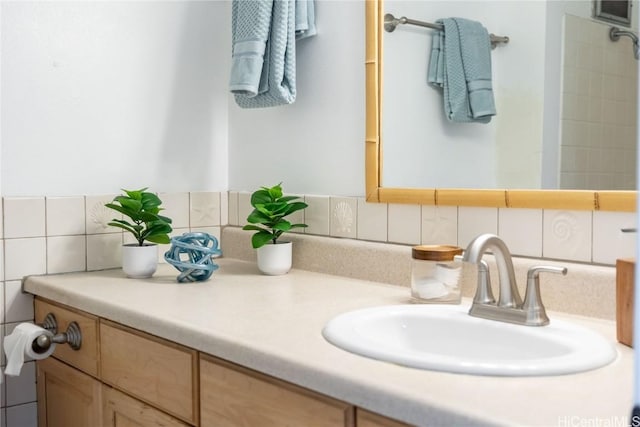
{"left": 122, "top": 244, "right": 158, "bottom": 278}
{"left": 256, "top": 242, "right": 292, "bottom": 275}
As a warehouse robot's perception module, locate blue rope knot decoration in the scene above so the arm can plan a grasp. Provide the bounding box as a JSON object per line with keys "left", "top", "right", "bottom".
{"left": 164, "top": 232, "right": 222, "bottom": 283}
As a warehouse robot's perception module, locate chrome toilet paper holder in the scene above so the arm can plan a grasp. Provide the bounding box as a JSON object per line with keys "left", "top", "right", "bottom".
{"left": 33, "top": 313, "right": 82, "bottom": 353}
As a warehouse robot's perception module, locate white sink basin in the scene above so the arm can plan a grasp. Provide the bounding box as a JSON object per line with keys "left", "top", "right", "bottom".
{"left": 322, "top": 304, "right": 617, "bottom": 376}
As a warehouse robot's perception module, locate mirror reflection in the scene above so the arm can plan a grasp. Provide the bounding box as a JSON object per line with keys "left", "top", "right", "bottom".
{"left": 382, "top": 0, "right": 638, "bottom": 190}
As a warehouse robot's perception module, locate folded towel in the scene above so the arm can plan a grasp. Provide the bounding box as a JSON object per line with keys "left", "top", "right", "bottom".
{"left": 295, "top": 0, "right": 317, "bottom": 40}
{"left": 230, "top": 0, "right": 316, "bottom": 109}
{"left": 427, "top": 18, "right": 496, "bottom": 123}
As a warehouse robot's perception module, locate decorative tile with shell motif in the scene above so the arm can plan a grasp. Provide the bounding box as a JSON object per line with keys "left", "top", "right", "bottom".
{"left": 543, "top": 210, "right": 592, "bottom": 263}
{"left": 330, "top": 197, "right": 357, "bottom": 239}
{"left": 85, "top": 195, "right": 120, "bottom": 234}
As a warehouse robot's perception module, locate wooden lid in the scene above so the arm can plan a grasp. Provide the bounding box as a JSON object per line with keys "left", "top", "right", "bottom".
{"left": 412, "top": 245, "right": 463, "bottom": 261}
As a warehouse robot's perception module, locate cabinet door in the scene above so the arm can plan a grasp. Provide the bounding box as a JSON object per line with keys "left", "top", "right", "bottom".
{"left": 356, "top": 409, "right": 413, "bottom": 427}
{"left": 103, "top": 386, "right": 190, "bottom": 427}
{"left": 200, "top": 354, "right": 354, "bottom": 427}
{"left": 36, "top": 357, "right": 102, "bottom": 427}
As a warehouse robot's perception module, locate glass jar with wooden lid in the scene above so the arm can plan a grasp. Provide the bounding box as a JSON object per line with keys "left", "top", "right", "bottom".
{"left": 411, "top": 245, "right": 464, "bottom": 304}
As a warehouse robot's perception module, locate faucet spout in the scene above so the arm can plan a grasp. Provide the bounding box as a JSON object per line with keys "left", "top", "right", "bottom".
{"left": 462, "top": 234, "right": 566, "bottom": 326}
{"left": 462, "top": 234, "right": 522, "bottom": 308}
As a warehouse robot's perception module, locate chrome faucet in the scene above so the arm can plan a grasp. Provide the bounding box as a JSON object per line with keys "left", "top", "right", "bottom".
{"left": 462, "top": 234, "right": 567, "bottom": 326}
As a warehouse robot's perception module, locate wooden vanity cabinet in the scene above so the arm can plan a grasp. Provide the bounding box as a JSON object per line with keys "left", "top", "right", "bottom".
{"left": 34, "top": 298, "right": 196, "bottom": 427}
{"left": 34, "top": 297, "right": 413, "bottom": 427}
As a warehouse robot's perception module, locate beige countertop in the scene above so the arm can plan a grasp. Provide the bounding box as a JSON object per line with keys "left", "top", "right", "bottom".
{"left": 24, "top": 259, "right": 633, "bottom": 427}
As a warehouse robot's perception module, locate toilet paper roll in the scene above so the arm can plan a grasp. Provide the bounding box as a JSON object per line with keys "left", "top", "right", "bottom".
{"left": 3, "top": 323, "right": 56, "bottom": 376}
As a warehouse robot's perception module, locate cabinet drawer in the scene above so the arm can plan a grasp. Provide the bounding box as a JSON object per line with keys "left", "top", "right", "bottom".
{"left": 34, "top": 298, "right": 99, "bottom": 377}
{"left": 200, "top": 354, "right": 354, "bottom": 427}
{"left": 100, "top": 321, "right": 198, "bottom": 425}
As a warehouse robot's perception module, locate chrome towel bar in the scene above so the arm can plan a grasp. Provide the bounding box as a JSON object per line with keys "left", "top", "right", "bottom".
{"left": 384, "top": 13, "right": 509, "bottom": 48}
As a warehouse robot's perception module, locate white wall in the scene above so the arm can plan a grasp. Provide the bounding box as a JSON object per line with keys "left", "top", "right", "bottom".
{"left": 1, "top": 1, "right": 230, "bottom": 196}
{"left": 227, "top": 0, "right": 365, "bottom": 197}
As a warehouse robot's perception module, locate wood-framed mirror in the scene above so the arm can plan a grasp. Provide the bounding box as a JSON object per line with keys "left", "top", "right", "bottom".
{"left": 365, "top": 0, "right": 636, "bottom": 211}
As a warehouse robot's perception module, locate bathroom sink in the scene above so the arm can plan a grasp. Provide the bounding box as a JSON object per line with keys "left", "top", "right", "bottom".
{"left": 322, "top": 304, "right": 617, "bottom": 376}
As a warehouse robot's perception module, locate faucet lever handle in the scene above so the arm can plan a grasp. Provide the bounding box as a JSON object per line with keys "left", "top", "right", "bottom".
{"left": 528, "top": 266, "right": 568, "bottom": 278}
{"left": 522, "top": 266, "right": 568, "bottom": 326}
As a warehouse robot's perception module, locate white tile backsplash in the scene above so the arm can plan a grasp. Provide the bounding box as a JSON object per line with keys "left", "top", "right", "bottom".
{"left": 4, "top": 238, "right": 47, "bottom": 281}
{"left": 220, "top": 191, "right": 229, "bottom": 227}
{"left": 498, "top": 208, "right": 543, "bottom": 258}
{"left": 421, "top": 205, "right": 457, "bottom": 246}
{"left": 357, "top": 198, "right": 387, "bottom": 242}
{"left": 458, "top": 207, "right": 498, "bottom": 249}
{"left": 5, "top": 281, "right": 33, "bottom": 323}
{"left": 228, "top": 192, "right": 239, "bottom": 226}
{"left": 592, "top": 211, "right": 636, "bottom": 264}
{"left": 6, "top": 402, "right": 37, "bottom": 427}
{"left": 5, "top": 362, "right": 36, "bottom": 407}
{"left": 3, "top": 198, "right": 45, "bottom": 239}
{"left": 190, "top": 192, "right": 221, "bottom": 228}
{"left": 304, "top": 196, "right": 330, "bottom": 236}
{"left": 46, "top": 236, "right": 87, "bottom": 274}
{"left": 543, "top": 210, "right": 593, "bottom": 262}
{"left": 387, "top": 204, "right": 420, "bottom": 245}
{"left": 86, "top": 234, "right": 122, "bottom": 271}
{"left": 45, "top": 196, "right": 85, "bottom": 236}
{"left": 159, "top": 192, "right": 190, "bottom": 230}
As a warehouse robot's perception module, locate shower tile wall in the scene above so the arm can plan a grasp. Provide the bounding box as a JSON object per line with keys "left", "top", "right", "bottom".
{"left": 1, "top": 190, "right": 636, "bottom": 427}
{"left": 561, "top": 14, "right": 638, "bottom": 190}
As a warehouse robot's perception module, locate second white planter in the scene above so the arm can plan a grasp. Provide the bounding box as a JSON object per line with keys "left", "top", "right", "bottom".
{"left": 256, "top": 242, "right": 292, "bottom": 275}
{"left": 122, "top": 244, "right": 158, "bottom": 278}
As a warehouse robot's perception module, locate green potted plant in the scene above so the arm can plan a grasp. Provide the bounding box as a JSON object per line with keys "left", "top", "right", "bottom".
{"left": 105, "top": 188, "right": 173, "bottom": 278}
{"left": 242, "top": 183, "right": 307, "bottom": 275}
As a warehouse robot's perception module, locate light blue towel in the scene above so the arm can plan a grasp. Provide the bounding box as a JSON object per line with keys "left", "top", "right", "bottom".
{"left": 295, "top": 0, "right": 317, "bottom": 40}
{"left": 230, "top": 0, "right": 316, "bottom": 109}
{"left": 427, "top": 18, "right": 496, "bottom": 123}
